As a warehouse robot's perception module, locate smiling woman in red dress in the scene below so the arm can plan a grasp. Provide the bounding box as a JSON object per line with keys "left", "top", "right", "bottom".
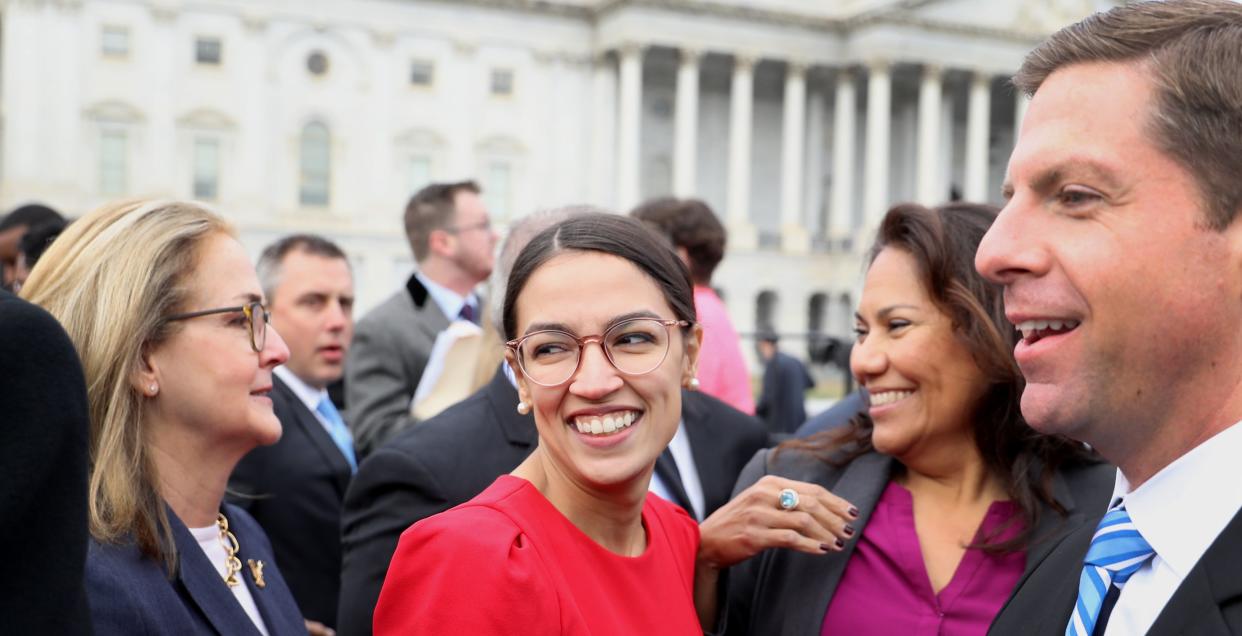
{"left": 374, "top": 214, "right": 704, "bottom": 635}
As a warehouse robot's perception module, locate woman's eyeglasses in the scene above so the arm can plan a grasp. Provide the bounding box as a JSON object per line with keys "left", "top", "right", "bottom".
{"left": 506, "top": 317, "right": 689, "bottom": 387}
{"left": 166, "top": 300, "right": 270, "bottom": 352}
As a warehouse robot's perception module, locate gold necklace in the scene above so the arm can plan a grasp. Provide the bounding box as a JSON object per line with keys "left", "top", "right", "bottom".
{"left": 215, "top": 513, "right": 243, "bottom": 587}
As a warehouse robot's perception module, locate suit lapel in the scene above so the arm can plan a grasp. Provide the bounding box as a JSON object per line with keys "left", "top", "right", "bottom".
{"left": 169, "top": 509, "right": 263, "bottom": 636}
{"left": 406, "top": 273, "right": 451, "bottom": 342}
{"left": 1147, "top": 506, "right": 1242, "bottom": 634}
{"left": 781, "top": 452, "right": 894, "bottom": 633}
{"left": 483, "top": 365, "right": 537, "bottom": 448}
{"left": 654, "top": 449, "right": 695, "bottom": 516}
{"left": 275, "top": 377, "right": 352, "bottom": 495}
{"left": 681, "top": 391, "right": 725, "bottom": 513}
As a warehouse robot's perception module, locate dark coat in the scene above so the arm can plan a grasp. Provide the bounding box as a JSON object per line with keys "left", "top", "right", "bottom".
{"left": 336, "top": 368, "right": 768, "bottom": 636}
{"left": 990, "top": 497, "right": 1242, "bottom": 635}
{"left": 85, "top": 503, "right": 306, "bottom": 635}
{"left": 722, "top": 448, "right": 1115, "bottom": 635}
{"left": 0, "top": 290, "right": 92, "bottom": 634}
{"left": 756, "top": 351, "right": 815, "bottom": 435}
{"left": 228, "top": 374, "right": 355, "bottom": 627}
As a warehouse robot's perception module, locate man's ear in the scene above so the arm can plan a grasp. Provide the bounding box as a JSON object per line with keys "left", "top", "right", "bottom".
{"left": 427, "top": 228, "right": 456, "bottom": 260}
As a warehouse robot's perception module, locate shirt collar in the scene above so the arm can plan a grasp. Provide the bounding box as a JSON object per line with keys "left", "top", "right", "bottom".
{"left": 415, "top": 271, "right": 477, "bottom": 321}
{"left": 1113, "top": 421, "right": 1242, "bottom": 577}
{"left": 273, "top": 365, "right": 329, "bottom": 413}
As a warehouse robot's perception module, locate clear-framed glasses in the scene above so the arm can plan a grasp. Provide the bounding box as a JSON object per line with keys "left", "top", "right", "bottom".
{"left": 166, "top": 300, "right": 270, "bottom": 353}
{"left": 444, "top": 219, "right": 492, "bottom": 235}
{"left": 506, "top": 317, "right": 690, "bottom": 387}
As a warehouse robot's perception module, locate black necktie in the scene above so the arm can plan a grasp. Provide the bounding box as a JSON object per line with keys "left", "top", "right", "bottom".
{"left": 458, "top": 302, "right": 475, "bottom": 324}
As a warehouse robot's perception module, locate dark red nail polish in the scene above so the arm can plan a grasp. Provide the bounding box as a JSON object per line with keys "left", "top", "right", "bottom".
{"left": 848, "top": 507, "right": 860, "bottom": 518}
{"left": 843, "top": 524, "right": 855, "bottom": 537}
{"left": 820, "top": 543, "right": 832, "bottom": 552}
{"left": 835, "top": 538, "right": 845, "bottom": 549}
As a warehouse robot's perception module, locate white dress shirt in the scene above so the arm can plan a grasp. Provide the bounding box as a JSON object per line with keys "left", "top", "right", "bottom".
{"left": 273, "top": 365, "right": 337, "bottom": 441}
{"left": 414, "top": 271, "right": 478, "bottom": 322}
{"left": 648, "top": 420, "right": 706, "bottom": 521}
{"left": 1104, "top": 421, "right": 1242, "bottom": 635}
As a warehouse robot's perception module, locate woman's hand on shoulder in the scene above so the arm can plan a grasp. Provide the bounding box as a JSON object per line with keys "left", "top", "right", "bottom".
{"left": 697, "top": 475, "right": 859, "bottom": 571}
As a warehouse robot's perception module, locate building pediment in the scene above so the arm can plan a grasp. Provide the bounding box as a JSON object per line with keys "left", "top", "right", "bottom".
{"left": 82, "top": 100, "right": 144, "bottom": 123}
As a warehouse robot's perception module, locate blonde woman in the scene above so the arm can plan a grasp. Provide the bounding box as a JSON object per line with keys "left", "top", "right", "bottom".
{"left": 22, "top": 200, "right": 308, "bottom": 635}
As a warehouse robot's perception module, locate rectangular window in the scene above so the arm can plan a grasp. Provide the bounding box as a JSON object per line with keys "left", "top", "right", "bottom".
{"left": 484, "top": 160, "right": 512, "bottom": 219}
{"left": 192, "top": 137, "right": 220, "bottom": 200}
{"left": 410, "top": 60, "right": 434, "bottom": 87}
{"left": 490, "top": 69, "right": 514, "bottom": 96}
{"left": 99, "top": 130, "right": 128, "bottom": 195}
{"left": 195, "top": 37, "right": 222, "bottom": 65}
{"left": 409, "top": 155, "right": 432, "bottom": 193}
{"left": 101, "top": 26, "right": 129, "bottom": 57}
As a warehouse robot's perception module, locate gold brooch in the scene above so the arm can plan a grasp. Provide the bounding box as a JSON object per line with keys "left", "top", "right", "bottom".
{"left": 247, "top": 559, "right": 266, "bottom": 589}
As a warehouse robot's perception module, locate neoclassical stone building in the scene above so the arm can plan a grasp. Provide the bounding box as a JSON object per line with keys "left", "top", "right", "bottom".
{"left": 0, "top": 0, "right": 1111, "bottom": 363}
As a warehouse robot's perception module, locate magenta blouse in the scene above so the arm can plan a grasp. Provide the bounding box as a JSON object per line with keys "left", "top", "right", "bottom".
{"left": 820, "top": 481, "right": 1025, "bottom": 636}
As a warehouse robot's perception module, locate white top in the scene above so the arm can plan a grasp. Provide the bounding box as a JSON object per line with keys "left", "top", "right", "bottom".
{"left": 1103, "top": 421, "right": 1242, "bottom": 636}
{"left": 647, "top": 420, "right": 707, "bottom": 521}
{"left": 188, "top": 523, "right": 271, "bottom": 636}
{"left": 273, "top": 365, "right": 333, "bottom": 431}
{"left": 415, "top": 271, "right": 478, "bottom": 323}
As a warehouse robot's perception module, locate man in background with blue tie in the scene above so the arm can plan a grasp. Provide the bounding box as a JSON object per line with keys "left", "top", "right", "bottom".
{"left": 229, "top": 234, "right": 358, "bottom": 635}
{"left": 976, "top": 2, "right": 1242, "bottom": 633}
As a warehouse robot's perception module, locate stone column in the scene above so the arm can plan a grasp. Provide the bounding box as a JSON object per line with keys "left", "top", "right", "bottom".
{"left": 588, "top": 51, "right": 617, "bottom": 207}
{"left": 965, "top": 70, "right": 992, "bottom": 202}
{"left": 727, "top": 54, "right": 758, "bottom": 250}
{"left": 916, "top": 64, "right": 943, "bottom": 205}
{"left": 780, "top": 60, "right": 809, "bottom": 254}
{"left": 863, "top": 59, "right": 891, "bottom": 231}
{"left": 673, "top": 48, "right": 701, "bottom": 197}
{"left": 617, "top": 43, "right": 644, "bottom": 211}
{"left": 829, "top": 69, "right": 856, "bottom": 242}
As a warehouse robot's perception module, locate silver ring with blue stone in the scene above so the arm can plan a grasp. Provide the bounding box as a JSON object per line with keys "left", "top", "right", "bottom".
{"left": 778, "top": 488, "right": 800, "bottom": 511}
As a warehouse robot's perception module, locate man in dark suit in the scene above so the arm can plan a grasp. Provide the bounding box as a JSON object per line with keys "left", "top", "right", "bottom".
{"left": 229, "top": 234, "right": 357, "bottom": 632}
{"left": 0, "top": 290, "right": 91, "bottom": 634}
{"left": 975, "top": 3, "right": 1242, "bottom": 633}
{"left": 755, "top": 331, "right": 815, "bottom": 436}
{"left": 345, "top": 180, "right": 497, "bottom": 458}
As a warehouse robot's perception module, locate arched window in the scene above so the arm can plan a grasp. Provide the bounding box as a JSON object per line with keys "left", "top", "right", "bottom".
{"left": 808, "top": 292, "right": 828, "bottom": 336}
{"left": 755, "top": 290, "right": 779, "bottom": 334}
{"left": 299, "top": 121, "right": 331, "bottom": 206}
{"left": 836, "top": 292, "right": 853, "bottom": 335}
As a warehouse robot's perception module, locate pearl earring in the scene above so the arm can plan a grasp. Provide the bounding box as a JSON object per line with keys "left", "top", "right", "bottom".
{"left": 516, "top": 401, "right": 531, "bottom": 415}
{"left": 149, "top": 383, "right": 159, "bottom": 396}
{"left": 687, "top": 377, "right": 700, "bottom": 391}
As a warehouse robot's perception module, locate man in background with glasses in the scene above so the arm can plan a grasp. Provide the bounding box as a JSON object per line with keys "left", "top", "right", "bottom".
{"left": 346, "top": 180, "right": 498, "bottom": 458}
{"left": 227, "top": 234, "right": 356, "bottom": 635}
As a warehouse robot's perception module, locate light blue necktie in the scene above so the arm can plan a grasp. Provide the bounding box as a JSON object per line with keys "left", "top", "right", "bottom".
{"left": 316, "top": 397, "right": 357, "bottom": 473}
{"left": 1065, "top": 504, "right": 1155, "bottom": 636}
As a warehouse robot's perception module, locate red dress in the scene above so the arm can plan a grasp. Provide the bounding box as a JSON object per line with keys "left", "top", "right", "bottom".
{"left": 374, "top": 475, "right": 702, "bottom": 635}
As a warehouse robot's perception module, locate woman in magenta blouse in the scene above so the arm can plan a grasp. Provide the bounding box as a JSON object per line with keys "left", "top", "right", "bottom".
{"left": 696, "top": 203, "right": 1114, "bottom": 635}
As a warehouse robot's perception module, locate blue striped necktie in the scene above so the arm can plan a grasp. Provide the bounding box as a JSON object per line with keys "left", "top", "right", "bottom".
{"left": 316, "top": 397, "right": 357, "bottom": 473}
{"left": 1065, "top": 504, "right": 1155, "bottom": 636}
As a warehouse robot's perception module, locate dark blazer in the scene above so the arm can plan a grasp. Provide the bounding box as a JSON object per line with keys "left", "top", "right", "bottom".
{"left": 756, "top": 352, "right": 815, "bottom": 435}
{"left": 990, "top": 494, "right": 1242, "bottom": 635}
{"left": 679, "top": 390, "right": 770, "bottom": 518}
{"left": 85, "top": 503, "right": 306, "bottom": 635}
{"left": 722, "top": 448, "right": 1115, "bottom": 635}
{"left": 228, "top": 374, "right": 354, "bottom": 627}
{"left": 336, "top": 370, "right": 767, "bottom": 635}
{"left": 345, "top": 274, "right": 450, "bottom": 458}
{"left": 0, "top": 290, "right": 91, "bottom": 634}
